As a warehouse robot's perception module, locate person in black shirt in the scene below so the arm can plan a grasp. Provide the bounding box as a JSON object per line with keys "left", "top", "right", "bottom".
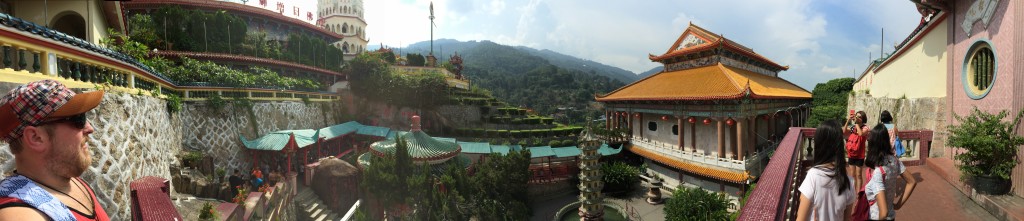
{"left": 229, "top": 170, "right": 243, "bottom": 198}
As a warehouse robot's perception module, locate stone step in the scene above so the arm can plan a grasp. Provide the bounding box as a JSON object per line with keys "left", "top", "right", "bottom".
{"left": 313, "top": 212, "right": 330, "bottom": 221}
{"left": 324, "top": 212, "right": 339, "bottom": 221}
{"left": 304, "top": 202, "right": 320, "bottom": 214}
{"left": 309, "top": 207, "right": 324, "bottom": 220}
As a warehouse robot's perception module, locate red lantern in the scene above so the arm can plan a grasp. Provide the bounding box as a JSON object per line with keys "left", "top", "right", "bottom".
{"left": 688, "top": 117, "right": 696, "bottom": 124}
{"left": 726, "top": 118, "right": 735, "bottom": 126}
{"left": 635, "top": 113, "right": 641, "bottom": 118}
{"left": 661, "top": 116, "right": 669, "bottom": 121}
{"left": 762, "top": 115, "right": 770, "bottom": 120}
{"left": 703, "top": 118, "right": 711, "bottom": 125}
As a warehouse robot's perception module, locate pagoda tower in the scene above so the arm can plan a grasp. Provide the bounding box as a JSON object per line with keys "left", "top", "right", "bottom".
{"left": 577, "top": 127, "right": 604, "bottom": 220}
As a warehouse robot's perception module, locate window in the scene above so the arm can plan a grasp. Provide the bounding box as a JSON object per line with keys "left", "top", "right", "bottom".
{"left": 963, "top": 40, "right": 997, "bottom": 99}
{"left": 648, "top": 122, "right": 658, "bottom": 131}
{"left": 672, "top": 125, "right": 679, "bottom": 135}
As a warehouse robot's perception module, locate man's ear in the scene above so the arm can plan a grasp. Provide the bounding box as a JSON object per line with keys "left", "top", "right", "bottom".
{"left": 19, "top": 126, "right": 50, "bottom": 153}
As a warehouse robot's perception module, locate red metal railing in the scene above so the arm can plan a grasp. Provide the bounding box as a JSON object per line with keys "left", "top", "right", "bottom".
{"left": 737, "top": 128, "right": 933, "bottom": 220}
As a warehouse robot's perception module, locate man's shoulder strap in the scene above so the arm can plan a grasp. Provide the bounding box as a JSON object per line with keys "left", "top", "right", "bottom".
{"left": 0, "top": 175, "right": 78, "bottom": 221}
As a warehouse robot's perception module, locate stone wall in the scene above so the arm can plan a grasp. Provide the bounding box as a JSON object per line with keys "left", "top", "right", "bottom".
{"left": 0, "top": 91, "right": 183, "bottom": 221}
{"left": 847, "top": 92, "right": 947, "bottom": 157}
{"left": 178, "top": 100, "right": 343, "bottom": 174}
{"left": 0, "top": 83, "right": 345, "bottom": 219}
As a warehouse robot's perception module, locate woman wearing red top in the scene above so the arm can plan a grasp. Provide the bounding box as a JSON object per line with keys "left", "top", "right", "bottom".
{"left": 843, "top": 110, "right": 869, "bottom": 193}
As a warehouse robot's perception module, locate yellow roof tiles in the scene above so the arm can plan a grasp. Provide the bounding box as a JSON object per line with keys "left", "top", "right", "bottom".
{"left": 596, "top": 63, "right": 810, "bottom": 101}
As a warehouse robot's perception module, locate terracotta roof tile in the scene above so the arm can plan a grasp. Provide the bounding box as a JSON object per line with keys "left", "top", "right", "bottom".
{"left": 596, "top": 63, "right": 810, "bottom": 102}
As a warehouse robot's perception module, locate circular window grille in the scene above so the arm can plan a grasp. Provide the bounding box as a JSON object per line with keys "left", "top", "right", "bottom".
{"left": 963, "top": 41, "right": 996, "bottom": 99}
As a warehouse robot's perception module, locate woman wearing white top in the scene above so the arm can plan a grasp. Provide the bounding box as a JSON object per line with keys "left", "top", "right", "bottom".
{"left": 797, "top": 120, "right": 856, "bottom": 221}
{"left": 863, "top": 124, "right": 918, "bottom": 220}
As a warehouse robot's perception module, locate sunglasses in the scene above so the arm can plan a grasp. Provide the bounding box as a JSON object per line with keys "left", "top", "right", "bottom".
{"left": 33, "top": 113, "right": 88, "bottom": 129}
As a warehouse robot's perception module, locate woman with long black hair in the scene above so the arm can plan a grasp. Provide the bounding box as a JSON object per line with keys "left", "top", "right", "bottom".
{"left": 863, "top": 124, "right": 917, "bottom": 220}
{"left": 796, "top": 120, "right": 855, "bottom": 221}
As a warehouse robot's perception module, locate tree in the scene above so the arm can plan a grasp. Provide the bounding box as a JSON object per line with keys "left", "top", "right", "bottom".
{"left": 468, "top": 150, "right": 532, "bottom": 220}
{"left": 806, "top": 77, "right": 854, "bottom": 127}
{"left": 665, "top": 186, "right": 733, "bottom": 221}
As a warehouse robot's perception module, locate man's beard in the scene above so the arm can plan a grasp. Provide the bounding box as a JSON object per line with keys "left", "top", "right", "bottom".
{"left": 47, "top": 138, "right": 91, "bottom": 178}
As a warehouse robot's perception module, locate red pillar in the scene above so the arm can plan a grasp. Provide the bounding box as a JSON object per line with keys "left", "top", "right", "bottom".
{"left": 287, "top": 152, "right": 293, "bottom": 174}
{"left": 304, "top": 149, "right": 309, "bottom": 166}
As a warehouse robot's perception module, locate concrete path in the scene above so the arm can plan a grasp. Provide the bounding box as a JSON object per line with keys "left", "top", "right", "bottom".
{"left": 885, "top": 165, "right": 997, "bottom": 221}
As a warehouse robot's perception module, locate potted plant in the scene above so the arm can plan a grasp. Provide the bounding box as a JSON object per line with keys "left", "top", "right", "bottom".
{"left": 946, "top": 107, "right": 1024, "bottom": 195}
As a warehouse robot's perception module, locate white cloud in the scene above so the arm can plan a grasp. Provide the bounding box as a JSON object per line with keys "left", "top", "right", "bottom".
{"left": 821, "top": 65, "right": 843, "bottom": 75}
{"left": 350, "top": 0, "right": 919, "bottom": 89}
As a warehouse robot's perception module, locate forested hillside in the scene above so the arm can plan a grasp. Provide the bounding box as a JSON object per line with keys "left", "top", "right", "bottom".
{"left": 394, "top": 40, "right": 627, "bottom": 124}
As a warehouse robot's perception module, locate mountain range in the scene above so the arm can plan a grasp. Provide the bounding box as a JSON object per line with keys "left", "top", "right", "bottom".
{"left": 385, "top": 39, "right": 642, "bottom": 84}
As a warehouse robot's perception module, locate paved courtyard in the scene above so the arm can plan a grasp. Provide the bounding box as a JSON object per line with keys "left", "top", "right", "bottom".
{"left": 530, "top": 186, "right": 665, "bottom": 221}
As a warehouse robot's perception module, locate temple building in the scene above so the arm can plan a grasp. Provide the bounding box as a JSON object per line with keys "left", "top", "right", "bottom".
{"left": 596, "top": 23, "right": 811, "bottom": 195}
{"left": 318, "top": 0, "right": 368, "bottom": 61}
{"left": 358, "top": 116, "right": 473, "bottom": 173}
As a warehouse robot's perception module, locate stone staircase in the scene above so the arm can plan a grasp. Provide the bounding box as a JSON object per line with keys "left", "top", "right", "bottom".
{"left": 296, "top": 186, "right": 341, "bottom": 221}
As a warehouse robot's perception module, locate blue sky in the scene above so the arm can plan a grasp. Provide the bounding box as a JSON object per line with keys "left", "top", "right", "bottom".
{"left": 234, "top": 0, "right": 922, "bottom": 90}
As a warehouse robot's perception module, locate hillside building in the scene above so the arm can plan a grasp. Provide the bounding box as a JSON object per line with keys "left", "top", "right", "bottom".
{"left": 318, "top": 0, "right": 368, "bottom": 61}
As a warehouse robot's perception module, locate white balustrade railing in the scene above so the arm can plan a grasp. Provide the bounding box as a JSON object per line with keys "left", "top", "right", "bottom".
{"left": 629, "top": 136, "right": 746, "bottom": 171}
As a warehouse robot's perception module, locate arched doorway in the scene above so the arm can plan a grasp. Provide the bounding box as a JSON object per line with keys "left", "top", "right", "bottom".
{"left": 51, "top": 11, "right": 86, "bottom": 40}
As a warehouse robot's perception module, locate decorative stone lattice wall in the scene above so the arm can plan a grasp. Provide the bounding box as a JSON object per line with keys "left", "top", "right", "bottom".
{"left": 0, "top": 90, "right": 344, "bottom": 220}
{"left": 847, "top": 92, "right": 947, "bottom": 157}
{"left": 178, "top": 101, "right": 343, "bottom": 176}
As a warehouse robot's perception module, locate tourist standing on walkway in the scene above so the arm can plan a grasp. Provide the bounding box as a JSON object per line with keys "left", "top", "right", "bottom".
{"left": 844, "top": 111, "right": 869, "bottom": 192}
{"left": 879, "top": 110, "right": 899, "bottom": 154}
{"left": 864, "top": 124, "right": 917, "bottom": 220}
{"left": 796, "top": 120, "right": 855, "bottom": 221}
{"left": 0, "top": 80, "right": 110, "bottom": 220}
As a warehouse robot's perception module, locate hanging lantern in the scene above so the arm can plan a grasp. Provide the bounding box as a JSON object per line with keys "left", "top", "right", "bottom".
{"left": 688, "top": 117, "right": 696, "bottom": 124}
{"left": 762, "top": 115, "right": 770, "bottom": 120}
{"left": 726, "top": 118, "right": 735, "bottom": 126}
{"left": 703, "top": 118, "right": 711, "bottom": 125}
{"left": 661, "top": 115, "right": 669, "bottom": 121}
{"left": 635, "top": 113, "right": 641, "bottom": 118}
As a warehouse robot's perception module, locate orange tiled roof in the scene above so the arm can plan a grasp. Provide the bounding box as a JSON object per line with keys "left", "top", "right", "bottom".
{"left": 627, "top": 144, "right": 749, "bottom": 184}
{"left": 650, "top": 23, "right": 787, "bottom": 71}
{"left": 596, "top": 63, "right": 810, "bottom": 101}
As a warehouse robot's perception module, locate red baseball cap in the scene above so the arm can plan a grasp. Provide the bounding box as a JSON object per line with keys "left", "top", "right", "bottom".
{"left": 0, "top": 80, "right": 104, "bottom": 143}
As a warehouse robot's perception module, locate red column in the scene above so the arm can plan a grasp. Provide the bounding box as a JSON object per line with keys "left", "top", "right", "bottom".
{"left": 737, "top": 118, "right": 745, "bottom": 160}
{"left": 717, "top": 119, "right": 725, "bottom": 158}
{"left": 677, "top": 116, "right": 684, "bottom": 150}
{"left": 304, "top": 149, "right": 309, "bottom": 166}
{"left": 287, "top": 152, "right": 293, "bottom": 174}
{"left": 691, "top": 120, "right": 696, "bottom": 152}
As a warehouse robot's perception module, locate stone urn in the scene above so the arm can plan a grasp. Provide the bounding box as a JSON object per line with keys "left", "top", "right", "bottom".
{"left": 646, "top": 178, "right": 664, "bottom": 205}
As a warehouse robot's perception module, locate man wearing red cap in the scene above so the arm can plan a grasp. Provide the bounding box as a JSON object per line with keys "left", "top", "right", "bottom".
{"left": 0, "top": 80, "right": 109, "bottom": 220}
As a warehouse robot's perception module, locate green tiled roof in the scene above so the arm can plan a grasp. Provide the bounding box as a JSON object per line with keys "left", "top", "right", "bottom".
{"left": 459, "top": 142, "right": 492, "bottom": 154}
{"left": 318, "top": 121, "right": 363, "bottom": 140}
{"left": 357, "top": 125, "right": 391, "bottom": 137}
{"left": 370, "top": 131, "right": 462, "bottom": 161}
{"left": 358, "top": 152, "right": 472, "bottom": 173}
{"left": 552, "top": 147, "right": 583, "bottom": 158}
{"left": 526, "top": 146, "right": 556, "bottom": 157}
{"left": 240, "top": 129, "right": 319, "bottom": 151}
{"left": 599, "top": 144, "right": 624, "bottom": 156}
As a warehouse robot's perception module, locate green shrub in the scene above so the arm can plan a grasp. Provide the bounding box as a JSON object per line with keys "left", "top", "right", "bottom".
{"left": 198, "top": 202, "right": 218, "bottom": 220}
{"left": 601, "top": 162, "right": 640, "bottom": 193}
{"left": 665, "top": 186, "right": 732, "bottom": 221}
{"left": 548, "top": 140, "right": 559, "bottom": 147}
{"left": 947, "top": 107, "right": 1024, "bottom": 180}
